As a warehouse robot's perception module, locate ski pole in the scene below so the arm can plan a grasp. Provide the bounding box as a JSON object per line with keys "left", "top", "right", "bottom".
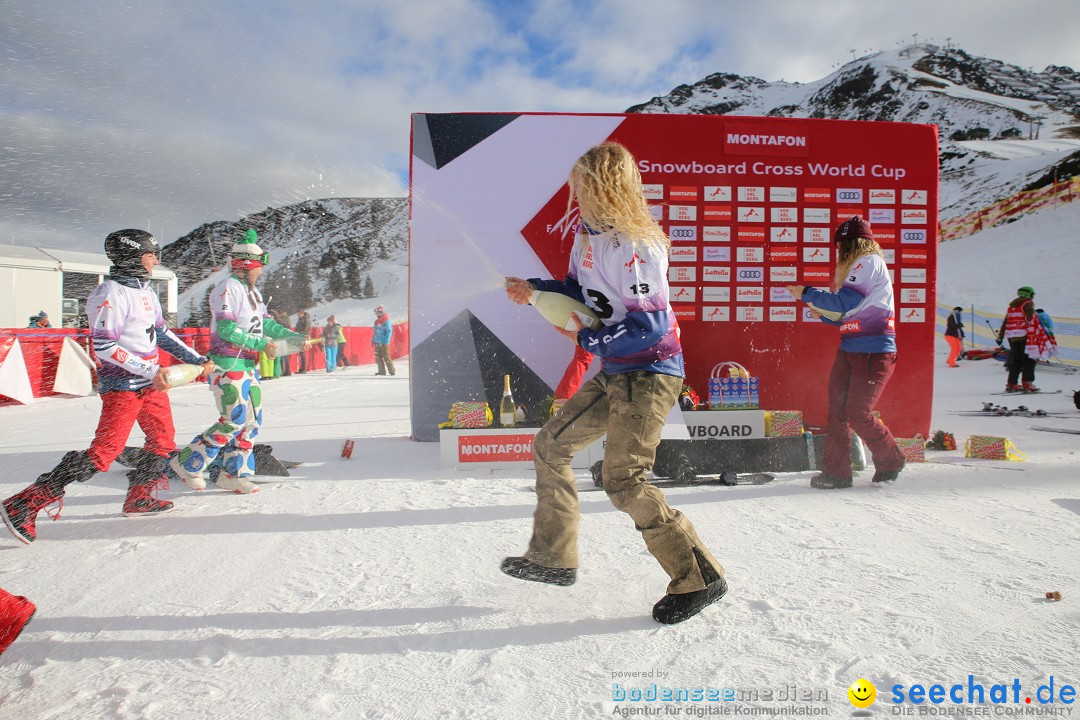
{"left": 985, "top": 319, "right": 1002, "bottom": 346}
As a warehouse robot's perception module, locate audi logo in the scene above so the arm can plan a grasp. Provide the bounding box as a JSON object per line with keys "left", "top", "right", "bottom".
{"left": 902, "top": 231, "right": 925, "bottom": 241}
{"left": 670, "top": 228, "right": 696, "bottom": 239}
{"left": 837, "top": 191, "right": 861, "bottom": 200}
{"left": 738, "top": 270, "right": 763, "bottom": 280}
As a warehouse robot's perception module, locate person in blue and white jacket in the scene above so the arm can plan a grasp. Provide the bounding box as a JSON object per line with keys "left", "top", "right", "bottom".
{"left": 501, "top": 142, "right": 727, "bottom": 626}
{"left": 788, "top": 216, "right": 906, "bottom": 490}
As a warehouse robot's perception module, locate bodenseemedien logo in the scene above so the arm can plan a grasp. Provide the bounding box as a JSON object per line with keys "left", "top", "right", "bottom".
{"left": 848, "top": 678, "right": 877, "bottom": 709}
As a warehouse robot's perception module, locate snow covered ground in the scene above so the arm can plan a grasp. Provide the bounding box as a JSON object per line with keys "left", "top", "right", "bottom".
{"left": 1, "top": 337, "right": 1078, "bottom": 717}
{"left": 2, "top": 198, "right": 1079, "bottom": 717}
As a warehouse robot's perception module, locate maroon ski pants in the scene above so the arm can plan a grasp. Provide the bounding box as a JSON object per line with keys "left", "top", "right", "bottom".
{"left": 822, "top": 350, "right": 906, "bottom": 478}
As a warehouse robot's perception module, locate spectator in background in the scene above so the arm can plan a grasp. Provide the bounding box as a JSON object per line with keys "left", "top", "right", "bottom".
{"left": 945, "top": 306, "right": 965, "bottom": 368}
{"left": 272, "top": 310, "right": 293, "bottom": 376}
{"left": 336, "top": 321, "right": 350, "bottom": 368}
{"left": 1035, "top": 308, "right": 1055, "bottom": 339}
{"left": 788, "top": 215, "right": 906, "bottom": 489}
{"left": 372, "top": 305, "right": 395, "bottom": 376}
{"left": 28, "top": 311, "right": 50, "bottom": 328}
{"left": 294, "top": 310, "right": 311, "bottom": 373}
{"left": 323, "top": 315, "right": 340, "bottom": 372}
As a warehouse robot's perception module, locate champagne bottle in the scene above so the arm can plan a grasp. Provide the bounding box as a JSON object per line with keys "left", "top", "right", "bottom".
{"left": 528, "top": 290, "right": 601, "bottom": 331}
{"left": 160, "top": 363, "right": 203, "bottom": 387}
{"left": 269, "top": 336, "right": 307, "bottom": 356}
{"left": 500, "top": 374, "right": 516, "bottom": 428}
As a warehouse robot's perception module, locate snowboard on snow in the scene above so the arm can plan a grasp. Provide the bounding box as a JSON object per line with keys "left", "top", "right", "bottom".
{"left": 1031, "top": 425, "right": 1080, "bottom": 436}
{"left": 116, "top": 444, "right": 298, "bottom": 478}
{"left": 580, "top": 472, "right": 775, "bottom": 492}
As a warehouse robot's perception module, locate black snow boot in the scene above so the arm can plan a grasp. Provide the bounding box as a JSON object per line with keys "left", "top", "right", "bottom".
{"left": 500, "top": 557, "right": 577, "bottom": 586}
{"left": 123, "top": 453, "right": 173, "bottom": 516}
{"left": 652, "top": 550, "right": 728, "bottom": 625}
{"left": 39, "top": 450, "right": 98, "bottom": 495}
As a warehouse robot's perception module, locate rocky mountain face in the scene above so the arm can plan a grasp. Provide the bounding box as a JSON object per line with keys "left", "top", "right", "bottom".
{"left": 627, "top": 44, "right": 1080, "bottom": 217}
{"left": 162, "top": 197, "right": 407, "bottom": 322}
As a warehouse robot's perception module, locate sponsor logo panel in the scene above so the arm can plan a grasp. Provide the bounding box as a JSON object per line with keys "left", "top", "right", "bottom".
{"left": 769, "top": 187, "right": 798, "bottom": 203}
{"left": 702, "top": 226, "right": 731, "bottom": 242}
{"left": 803, "top": 247, "right": 830, "bottom": 263}
{"left": 804, "top": 207, "right": 831, "bottom": 224}
{"left": 875, "top": 228, "right": 897, "bottom": 244}
{"left": 803, "top": 187, "right": 831, "bottom": 203}
{"left": 736, "top": 286, "right": 764, "bottom": 303}
{"left": 737, "top": 186, "right": 765, "bottom": 202}
{"left": 737, "top": 247, "right": 764, "bottom": 263}
{"left": 724, "top": 124, "right": 811, "bottom": 157}
{"left": 702, "top": 306, "right": 730, "bottom": 322}
{"left": 737, "top": 206, "right": 765, "bottom": 223}
{"left": 803, "top": 227, "right": 829, "bottom": 244}
{"left": 882, "top": 249, "right": 896, "bottom": 264}
{"left": 770, "top": 306, "right": 798, "bottom": 322}
{"left": 703, "top": 205, "right": 733, "bottom": 221}
{"left": 649, "top": 204, "right": 664, "bottom": 221}
{"left": 836, "top": 188, "right": 864, "bottom": 203}
{"left": 642, "top": 184, "right": 664, "bottom": 200}
{"left": 702, "top": 266, "right": 730, "bottom": 283}
{"left": 770, "top": 248, "right": 798, "bottom": 261}
{"left": 737, "top": 226, "right": 766, "bottom": 242}
{"left": 771, "top": 207, "right": 799, "bottom": 224}
{"left": 770, "top": 286, "right": 797, "bottom": 302}
{"left": 803, "top": 268, "right": 830, "bottom": 282}
{"left": 704, "top": 186, "right": 731, "bottom": 201}
{"left": 900, "top": 268, "right": 927, "bottom": 284}
{"left": 900, "top": 307, "right": 926, "bottom": 322}
{"left": 669, "top": 205, "right": 697, "bottom": 221}
{"left": 869, "top": 208, "right": 895, "bottom": 224}
{"left": 702, "top": 287, "right": 731, "bottom": 302}
{"left": 900, "top": 229, "right": 927, "bottom": 244}
{"left": 736, "top": 306, "right": 765, "bottom": 322}
{"left": 901, "top": 209, "right": 927, "bottom": 225}
{"left": 458, "top": 434, "right": 535, "bottom": 462}
{"left": 736, "top": 266, "right": 765, "bottom": 283}
{"left": 869, "top": 189, "right": 896, "bottom": 205}
{"left": 669, "top": 246, "right": 698, "bottom": 262}
{"left": 770, "top": 226, "right": 798, "bottom": 242}
{"left": 901, "top": 249, "right": 928, "bottom": 264}
{"left": 670, "top": 186, "right": 698, "bottom": 201}
{"left": 900, "top": 288, "right": 927, "bottom": 304}
{"left": 769, "top": 267, "right": 798, "bottom": 282}
{"left": 703, "top": 246, "right": 731, "bottom": 262}
{"left": 669, "top": 225, "right": 698, "bottom": 242}
{"left": 669, "top": 266, "right": 697, "bottom": 282}
{"left": 670, "top": 286, "right": 697, "bottom": 303}
{"left": 902, "top": 189, "right": 928, "bottom": 205}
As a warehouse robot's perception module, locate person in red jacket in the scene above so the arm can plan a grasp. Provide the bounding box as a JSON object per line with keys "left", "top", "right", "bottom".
{"left": 995, "top": 286, "right": 1038, "bottom": 392}
{"left": 0, "top": 588, "right": 35, "bottom": 655}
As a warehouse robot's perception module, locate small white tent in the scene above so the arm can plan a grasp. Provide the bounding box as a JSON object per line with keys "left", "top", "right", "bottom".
{"left": 0, "top": 245, "right": 179, "bottom": 328}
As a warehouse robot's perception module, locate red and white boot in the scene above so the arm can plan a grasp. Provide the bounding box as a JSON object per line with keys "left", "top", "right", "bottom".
{"left": 0, "top": 588, "right": 36, "bottom": 655}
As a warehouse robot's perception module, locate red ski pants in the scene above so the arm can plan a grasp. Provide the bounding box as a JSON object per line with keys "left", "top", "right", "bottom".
{"left": 86, "top": 389, "right": 176, "bottom": 472}
{"left": 822, "top": 351, "right": 906, "bottom": 478}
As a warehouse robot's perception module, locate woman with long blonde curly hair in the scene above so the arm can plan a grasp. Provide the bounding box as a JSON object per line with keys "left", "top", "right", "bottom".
{"left": 502, "top": 142, "right": 727, "bottom": 625}
{"left": 788, "top": 216, "right": 906, "bottom": 489}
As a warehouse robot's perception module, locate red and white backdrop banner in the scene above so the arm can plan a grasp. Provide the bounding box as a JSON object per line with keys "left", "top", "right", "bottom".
{"left": 409, "top": 113, "right": 938, "bottom": 441}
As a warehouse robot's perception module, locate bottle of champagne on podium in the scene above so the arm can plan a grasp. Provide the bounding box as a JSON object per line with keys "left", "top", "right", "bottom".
{"left": 269, "top": 336, "right": 307, "bottom": 356}
{"left": 500, "top": 374, "right": 516, "bottom": 428}
{"left": 528, "top": 290, "right": 601, "bottom": 331}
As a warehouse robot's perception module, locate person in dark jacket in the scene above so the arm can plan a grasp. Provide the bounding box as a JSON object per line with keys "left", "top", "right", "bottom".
{"left": 294, "top": 310, "right": 311, "bottom": 373}
{"left": 945, "top": 306, "right": 965, "bottom": 368}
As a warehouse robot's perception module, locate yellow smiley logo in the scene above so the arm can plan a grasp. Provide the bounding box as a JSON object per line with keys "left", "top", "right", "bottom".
{"left": 848, "top": 678, "right": 876, "bottom": 708}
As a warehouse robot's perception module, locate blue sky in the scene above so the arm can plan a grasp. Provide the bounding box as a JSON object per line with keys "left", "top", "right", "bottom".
{"left": 3, "top": 0, "right": 1080, "bottom": 252}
